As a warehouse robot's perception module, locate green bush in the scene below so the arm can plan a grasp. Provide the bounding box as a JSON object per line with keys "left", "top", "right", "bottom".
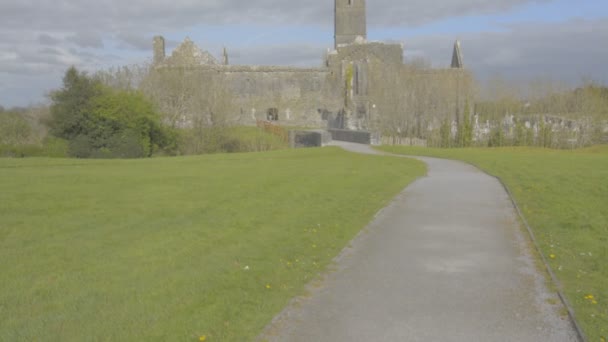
{"left": 41, "top": 137, "right": 69, "bottom": 158}
{"left": 176, "top": 126, "right": 289, "bottom": 155}
{"left": 0, "top": 145, "right": 40, "bottom": 158}
{"left": 67, "top": 135, "right": 95, "bottom": 158}
{"left": 439, "top": 117, "right": 451, "bottom": 148}
{"left": 0, "top": 138, "right": 68, "bottom": 158}
{"left": 49, "top": 67, "right": 176, "bottom": 158}
{"left": 106, "top": 129, "right": 146, "bottom": 158}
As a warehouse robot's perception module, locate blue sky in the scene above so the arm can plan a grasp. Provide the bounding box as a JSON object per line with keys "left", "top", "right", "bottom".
{"left": 1, "top": 0, "right": 607, "bottom": 107}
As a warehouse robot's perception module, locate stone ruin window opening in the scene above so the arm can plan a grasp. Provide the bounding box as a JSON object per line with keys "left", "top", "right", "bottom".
{"left": 267, "top": 108, "right": 279, "bottom": 121}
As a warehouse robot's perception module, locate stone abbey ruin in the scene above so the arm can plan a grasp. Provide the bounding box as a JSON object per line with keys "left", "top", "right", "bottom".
{"left": 148, "top": 0, "right": 604, "bottom": 147}
{"left": 150, "top": 0, "right": 470, "bottom": 134}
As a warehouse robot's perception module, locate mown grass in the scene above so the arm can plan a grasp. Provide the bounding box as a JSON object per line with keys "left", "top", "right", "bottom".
{"left": 377, "top": 145, "right": 608, "bottom": 341}
{"left": 0, "top": 147, "right": 425, "bottom": 341}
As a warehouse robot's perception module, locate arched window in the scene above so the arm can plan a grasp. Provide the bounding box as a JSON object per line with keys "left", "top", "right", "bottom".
{"left": 267, "top": 108, "right": 279, "bottom": 121}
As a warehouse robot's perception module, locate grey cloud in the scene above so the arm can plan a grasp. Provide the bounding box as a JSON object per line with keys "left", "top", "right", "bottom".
{"left": 403, "top": 18, "right": 608, "bottom": 84}
{"left": 116, "top": 33, "right": 152, "bottom": 51}
{"left": 38, "top": 47, "right": 63, "bottom": 56}
{"left": 0, "top": 0, "right": 605, "bottom": 107}
{"left": 227, "top": 17, "right": 608, "bottom": 84}
{"left": 38, "top": 33, "right": 61, "bottom": 46}
{"left": 368, "top": 0, "right": 550, "bottom": 26}
{"left": 67, "top": 32, "right": 104, "bottom": 49}
{"left": 0, "top": 44, "right": 109, "bottom": 76}
{"left": 0, "top": 0, "right": 546, "bottom": 33}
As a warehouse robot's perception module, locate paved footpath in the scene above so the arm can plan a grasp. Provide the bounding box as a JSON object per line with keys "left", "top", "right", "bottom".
{"left": 261, "top": 142, "right": 579, "bottom": 342}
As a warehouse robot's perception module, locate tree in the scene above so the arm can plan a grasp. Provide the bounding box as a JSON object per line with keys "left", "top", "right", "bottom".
{"left": 49, "top": 67, "right": 175, "bottom": 158}
{"left": 538, "top": 119, "right": 553, "bottom": 148}
{"left": 513, "top": 120, "right": 526, "bottom": 146}
{"left": 140, "top": 67, "right": 233, "bottom": 129}
{"left": 488, "top": 125, "right": 505, "bottom": 147}
{"left": 456, "top": 99, "right": 473, "bottom": 147}
{"left": 439, "top": 117, "right": 452, "bottom": 148}
{"left": 50, "top": 67, "right": 103, "bottom": 141}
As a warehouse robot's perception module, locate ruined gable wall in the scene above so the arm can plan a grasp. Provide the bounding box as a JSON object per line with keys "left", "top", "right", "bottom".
{"left": 366, "top": 60, "right": 475, "bottom": 137}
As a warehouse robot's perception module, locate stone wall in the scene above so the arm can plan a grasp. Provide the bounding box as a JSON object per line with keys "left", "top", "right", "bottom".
{"left": 289, "top": 130, "right": 332, "bottom": 148}
{"left": 329, "top": 129, "right": 372, "bottom": 144}
{"left": 221, "top": 66, "right": 342, "bottom": 127}
{"left": 150, "top": 23, "right": 468, "bottom": 133}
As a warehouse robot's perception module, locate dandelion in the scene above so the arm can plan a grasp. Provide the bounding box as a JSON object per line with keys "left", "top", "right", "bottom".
{"left": 549, "top": 254, "right": 556, "bottom": 259}
{"left": 266, "top": 284, "right": 271, "bottom": 289}
{"left": 199, "top": 336, "right": 207, "bottom": 342}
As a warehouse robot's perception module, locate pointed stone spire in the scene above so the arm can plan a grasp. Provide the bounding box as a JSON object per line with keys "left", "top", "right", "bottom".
{"left": 222, "top": 47, "right": 229, "bottom": 65}
{"left": 451, "top": 40, "right": 464, "bottom": 69}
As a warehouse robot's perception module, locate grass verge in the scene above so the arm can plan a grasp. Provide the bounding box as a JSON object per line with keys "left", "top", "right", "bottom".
{"left": 377, "top": 145, "right": 608, "bottom": 341}
{"left": 0, "top": 147, "right": 425, "bottom": 341}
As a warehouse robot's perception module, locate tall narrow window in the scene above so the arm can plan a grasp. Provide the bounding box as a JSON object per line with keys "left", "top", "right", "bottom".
{"left": 354, "top": 64, "right": 360, "bottom": 96}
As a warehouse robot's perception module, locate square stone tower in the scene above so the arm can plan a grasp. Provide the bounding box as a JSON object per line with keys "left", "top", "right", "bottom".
{"left": 153, "top": 36, "right": 166, "bottom": 65}
{"left": 335, "top": 0, "right": 367, "bottom": 48}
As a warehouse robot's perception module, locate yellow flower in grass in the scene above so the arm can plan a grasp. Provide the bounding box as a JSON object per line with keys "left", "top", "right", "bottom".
{"left": 583, "top": 294, "right": 598, "bottom": 304}
{"left": 199, "top": 335, "right": 207, "bottom": 342}
{"left": 549, "top": 254, "right": 556, "bottom": 259}
{"left": 266, "top": 284, "right": 271, "bottom": 289}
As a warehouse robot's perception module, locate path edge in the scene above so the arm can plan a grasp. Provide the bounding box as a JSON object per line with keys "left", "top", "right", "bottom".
{"left": 488, "top": 171, "right": 588, "bottom": 342}
{"left": 256, "top": 166, "right": 428, "bottom": 341}
{"left": 372, "top": 146, "right": 588, "bottom": 342}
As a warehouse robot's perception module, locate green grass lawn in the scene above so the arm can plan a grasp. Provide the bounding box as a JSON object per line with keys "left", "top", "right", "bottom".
{"left": 0, "top": 148, "right": 425, "bottom": 341}
{"left": 378, "top": 145, "right": 608, "bottom": 341}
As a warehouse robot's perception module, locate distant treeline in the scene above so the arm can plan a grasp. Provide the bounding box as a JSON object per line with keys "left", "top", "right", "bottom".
{"left": 2, "top": 63, "right": 607, "bottom": 158}
{"left": 476, "top": 84, "right": 608, "bottom": 121}
{"left": 0, "top": 67, "right": 287, "bottom": 158}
